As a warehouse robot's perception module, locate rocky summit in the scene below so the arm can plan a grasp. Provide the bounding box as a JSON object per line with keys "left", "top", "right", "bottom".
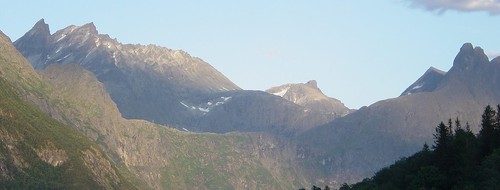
{"left": 14, "top": 20, "right": 348, "bottom": 137}
{"left": 14, "top": 19, "right": 240, "bottom": 127}
{"left": 1, "top": 29, "right": 312, "bottom": 189}
{"left": 266, "top": 80, "right": 351, "bottom": 117}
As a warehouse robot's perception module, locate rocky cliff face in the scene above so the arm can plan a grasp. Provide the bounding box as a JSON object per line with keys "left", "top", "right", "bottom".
{"left": 14, "top": 19, "right": 240, "bottom": 127}
{"left": 298, "top": 43, "right": 500, "bottom": 184}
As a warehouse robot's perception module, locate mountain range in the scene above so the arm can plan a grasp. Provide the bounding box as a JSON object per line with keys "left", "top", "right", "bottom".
{"left": 3, "top": 19, "right": 500, "bottom": 189}
{"left": 14, "top": 19, "right": 346, "bottom": 136}
{"left": 298, "top": 42, "right": 500, "bottom": 183}
{"left": 1, "top": 29, "right": 309, "bottom": 189}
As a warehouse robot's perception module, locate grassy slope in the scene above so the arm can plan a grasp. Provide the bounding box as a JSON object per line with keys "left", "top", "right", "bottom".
{"left": 0, "top": 31, "right": 139, "bottom": 189}
{"left": 0, "top": 77, "right": 133, "bottom": 189}
{"left": 1, "top": 28, "right": 309, "bottom": 189}
{"left": 41, "top": 64, "right": 307, "bottom": 189}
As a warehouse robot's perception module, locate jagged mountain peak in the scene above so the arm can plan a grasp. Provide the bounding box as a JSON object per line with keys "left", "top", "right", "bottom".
{"left": 266, "top": 80, "right": 329, "bottom": 101}
{"left": 266, "top": 80, "right": 350, "bottom": 117}
{"left": 305, "top": 80, "right": 318, "bottom": 89}
{"left": 452, "top": 43, "right": 489, "bottom": 72}
{"left": 80, "top": 22, "right": 98, "bottom": 34}
{"left": 15, "top": 20, "right": 240, "bottom": 126}
{"left": 460, "top": 42, "right": 474, "bottom": 52}
{"left": 21, "top": 18, "right": 51, "bottom": 43}
{"left": 51, "top": 23, "right": 104, "bottom": 47}
{"left": 300, "top": 43, "right": 500, "bottom": 184}
{"left": 13, "top": 19, "right": 51, "bottom": 57}
{"left": 56, "top": 22, "right": 97, "bottom": 34}
{"left": 31, "top": 19, "right": 50, "bottom": 36}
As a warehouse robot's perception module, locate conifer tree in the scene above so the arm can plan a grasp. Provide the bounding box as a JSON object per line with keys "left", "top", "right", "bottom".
{"left": 479, "top": 105, "right": 496, "bottom": 158}
{"left": 433, "top": 122, "right": 453, "bottom": 171}
{"left": 433, "top": 122, "right": 452, "bottom": 152}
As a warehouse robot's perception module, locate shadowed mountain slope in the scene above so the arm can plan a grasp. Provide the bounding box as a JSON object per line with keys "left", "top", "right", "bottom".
{"left": 14, "top": 19, "right": 240, "bottom": 127}
{"left": 0, "top": 28, "right": 310, "bottom": 189}
{"left": 298, "top": 43, "right": 500, "bottom": 184}
{"left": 15, "top": 19, "right": 347, "bottom": 137}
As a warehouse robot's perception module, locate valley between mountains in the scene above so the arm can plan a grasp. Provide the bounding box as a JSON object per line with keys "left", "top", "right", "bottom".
{"left": 2, "top": 19, "right": 500, "bottom": 189}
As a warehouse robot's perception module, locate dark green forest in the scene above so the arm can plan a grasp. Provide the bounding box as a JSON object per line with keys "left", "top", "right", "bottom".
{"left": 335, "top": 105, "right": 500, "bottom": 190}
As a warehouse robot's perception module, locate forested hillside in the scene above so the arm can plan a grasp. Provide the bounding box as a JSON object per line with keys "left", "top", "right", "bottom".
{"left": 341, "top": 105, "right": 500, "bottom": 189}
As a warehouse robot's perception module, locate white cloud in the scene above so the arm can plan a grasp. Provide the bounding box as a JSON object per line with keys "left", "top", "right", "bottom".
{"left": 408, "top": 0, "right": 500, "bottom": 15}
{"left": 486, "top": 51, "right": 500, "bottom": 60}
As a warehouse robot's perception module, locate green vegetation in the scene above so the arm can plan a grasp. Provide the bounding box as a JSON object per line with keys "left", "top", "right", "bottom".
{"left": 36, "top": 63, "right": 305, "bottom": 189}
{"left": 0, "top": 76, "right": 134, "bottom": 188}
{"left": 0, "top": 33, "right": 305, "bottom": 188}
{"left": 159, "top": 132, "right": 283, "bottom": 189}
{"left": 340, "top": 105, "right": 500, "bottom": 189}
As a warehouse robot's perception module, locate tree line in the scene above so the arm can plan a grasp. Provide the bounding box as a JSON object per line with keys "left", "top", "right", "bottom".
{"left": 338, "top": 105, "right": 500, "bottom": 189}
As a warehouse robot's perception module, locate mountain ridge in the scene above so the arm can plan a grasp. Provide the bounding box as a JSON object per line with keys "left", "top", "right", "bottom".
{"left": 0, "top": 29, "right": 141, "bottom": 189}
{"left": 13, "top": 19, "right": 500, "bottom": 188}
{"left": 3, "top": 29, "right": 315, "bottom": 189}
{"left": 14, "top": 19, "right": 241, "bottom": 127}
{"left": 298, "top": 42, "right": 500, "bottom": 184}
{"left": 400, "top": 67, "right": 446, "bottom": 96}
{"left": 14, "top": 19, "right": 348, "bottom": 137}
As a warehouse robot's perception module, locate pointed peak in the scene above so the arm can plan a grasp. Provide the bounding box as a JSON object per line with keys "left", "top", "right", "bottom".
{"left": 457, "top": 43, "right": 487, "bottom": 59}
{"left": 452, "top": 43, "right": 489, "bottom": 71}
{"left": 305, "top": 80, "right": 318, "bottom": 89}
{"left": 82, "top": 22, "right": 96, "bottom": 29}
{"left": 34, "top": 18, "right": 47, "bottom": 26}
{"left": 474, "top": 46, "right": 485, "bottom": 57}
{"left": 29, "top": 18, "right": 50, "bottom": 36}
{"left": 75, "top": 22, "right": 98, "bottom": 35}
{"left": 13, "top": 19, "right": 51, "bottom": 51}
{"left": 460, "top": 43, "right": 473, "bottom": 53}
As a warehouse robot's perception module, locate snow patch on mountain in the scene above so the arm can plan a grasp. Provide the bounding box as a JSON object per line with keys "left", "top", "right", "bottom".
{"left": 180, "top": 96, "right": 232, "bottom": 115}
{"left": 198, "top": 107, "right": 210, "bottom": 113}
{"left": 56, "top": 34, "right": 66, "bottom": 42}
{"left": 412, "top": 84, "right": 423, "bottom": 90}
{"left": 180, "top": 102, "right": 190, "bottom": 108}
{"left": 272, "top": 87, "right": 290, "bottom": 97}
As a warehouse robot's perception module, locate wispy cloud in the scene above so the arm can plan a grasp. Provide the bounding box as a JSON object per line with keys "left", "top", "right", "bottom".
{"left": 486, "top": 50, "right": 500, "bottom": 59}
{"left": 407, "top": 0, "right": 500, "bottom": 15}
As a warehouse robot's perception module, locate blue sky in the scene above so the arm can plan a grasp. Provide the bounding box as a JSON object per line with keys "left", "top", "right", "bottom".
{"left": 1, "top": 0, "right": 500, "bottom": 108}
